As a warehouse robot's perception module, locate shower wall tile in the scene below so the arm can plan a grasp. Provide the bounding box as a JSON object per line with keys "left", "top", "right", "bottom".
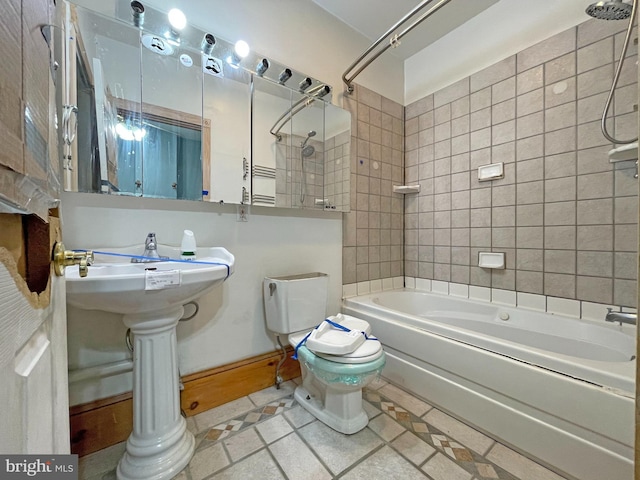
{"left": 404, "top": 17, "right": 638, "bottom": 308}
{"left": 517, "top": 28, "right": 576, "bottom": 73}
{"left": 470, "top": 56, "right": 516, "bottom": 93}
{"left": 344, "top": 84, "right": 404, "bottom": 284}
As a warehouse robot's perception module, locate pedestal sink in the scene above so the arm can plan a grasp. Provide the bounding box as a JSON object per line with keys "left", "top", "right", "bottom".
{"left": 65, "top": 246, "right": 235, "bottom": 480}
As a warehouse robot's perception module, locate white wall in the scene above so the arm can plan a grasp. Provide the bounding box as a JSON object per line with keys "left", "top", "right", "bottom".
{"left": 405, "top": 0, "right": 592, "bottom": 103}
{"left": 63, "top": 193, "right": 342, "bottom": 404}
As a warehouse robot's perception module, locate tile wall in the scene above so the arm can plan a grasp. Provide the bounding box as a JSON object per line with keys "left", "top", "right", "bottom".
{"left": 275, "top": 133, "right": 324, "bottom": 208}
{"left": 343, "top": 85, "right": 405, "bottom": 284}
{"left": 323, "top": 130, "right": 351, "bottom": 210}
{"left": 404, "top": 18, "right": 639, "bottom": 307}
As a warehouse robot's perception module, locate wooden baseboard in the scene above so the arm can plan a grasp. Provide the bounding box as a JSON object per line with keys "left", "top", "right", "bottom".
{"left": 69, "top": 347, "right": 300, "bottom": 457}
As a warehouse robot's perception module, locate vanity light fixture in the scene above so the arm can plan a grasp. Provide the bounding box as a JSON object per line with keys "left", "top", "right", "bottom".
{"left": 299, "top": 77, "right": 312, "bottom": 92}
{"left": 130, "top": 1, "right": 144, "bottom": 27}
{"left": 314, "top": 84, "right": 331, "bottom": 98}
{"left": 201, "top": 33, "right": 215, "bottom": 55}
{"left": 256, "top": 58, "right": 269, "bottom": 76}
{"left": 278, "top": 68, "right": 292, "bottom": 84}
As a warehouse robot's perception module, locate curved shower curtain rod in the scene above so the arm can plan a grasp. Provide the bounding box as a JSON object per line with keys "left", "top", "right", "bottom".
{"left": 342, "top": 0, "right": 453, "bottom": 94}
{"left": 269, "top": 84, "right": 331, "bottom": 141}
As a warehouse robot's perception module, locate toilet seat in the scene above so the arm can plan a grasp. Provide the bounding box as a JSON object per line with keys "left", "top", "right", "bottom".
{"left": 289, "top": 313, "right": 382, "bottom": 365}
{"left": 305, "top": 314, "right": 372, "bottom": 355}
{"left": 315, "top": 340, "right": 383, "bottom": 364}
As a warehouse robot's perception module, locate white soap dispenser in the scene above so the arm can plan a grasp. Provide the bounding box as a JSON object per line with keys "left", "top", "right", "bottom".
{"left": 180, "top": 230, "right": 197, "bottom": 261}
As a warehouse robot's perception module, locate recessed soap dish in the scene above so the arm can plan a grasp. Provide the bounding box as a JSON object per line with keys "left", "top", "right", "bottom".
{"left": 478, "top": 252, "right": 505, "bottom": 269}
{"left": 393, "top": 185, "right": 420, "bottom": 194}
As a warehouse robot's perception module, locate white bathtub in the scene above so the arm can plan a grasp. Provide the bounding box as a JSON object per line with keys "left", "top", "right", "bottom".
{"left": 343, "top": 289, "right": 635, "bottom": 480}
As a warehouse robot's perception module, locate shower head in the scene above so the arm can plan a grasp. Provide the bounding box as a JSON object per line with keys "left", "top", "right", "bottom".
{"left": 586, "top": 0, "right": 633, "bottom": 20}
{"left": 301, "top": 130, "right": 316, "bottom": 148}
{"left": 302, "top": 145, "right": 315, "bottom": 157}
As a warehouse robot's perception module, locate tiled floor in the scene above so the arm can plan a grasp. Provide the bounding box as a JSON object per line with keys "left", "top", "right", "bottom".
{"left": 79, "top": 377, "right": 568, "bottom": 480}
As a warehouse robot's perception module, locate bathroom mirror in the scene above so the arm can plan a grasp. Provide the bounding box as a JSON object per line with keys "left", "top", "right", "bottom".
{"left": 69, "top": 3, "right": 207, "bottom": 199}
{"left": 62, "top": 0, "right": 351, "bottom": 210}
{"left": 252, "top": 77, "right": 351, "bottom": 210}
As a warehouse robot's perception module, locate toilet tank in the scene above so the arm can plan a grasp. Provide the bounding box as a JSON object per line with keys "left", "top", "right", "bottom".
{"left": 264, "top": 272, "right": 328, "bottom": 334}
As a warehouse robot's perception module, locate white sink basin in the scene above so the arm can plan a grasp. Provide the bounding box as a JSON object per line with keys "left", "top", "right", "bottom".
{"left": 65, "top": 246, "right": 235, "bottom": 314}
{"left": 65, "top": 244, "right": 234, "bottom": 479}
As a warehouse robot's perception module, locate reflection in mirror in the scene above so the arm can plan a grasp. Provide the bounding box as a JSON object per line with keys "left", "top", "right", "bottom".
{"left": 70, "top": 3, "right": 207, "bottom": 199}
{"left": 139, "top": 26, "right": 204, "bottom": 199}
{"left": 203, "top": 61, "right": 251, "bottom": 205}
{"left": 115, "top": 107, "right": 203, "bottom": 199}
{"left": 63, "top": 0, "right": 351, "bottom": 210}
{"left": 323, "top": 104, "right": 352, "bottom": 211}
{"left": 253, "top": 77, "right": 327, "bottom": 208}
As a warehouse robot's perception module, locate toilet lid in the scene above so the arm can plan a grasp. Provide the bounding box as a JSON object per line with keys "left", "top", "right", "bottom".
{"left": 304, "top": 314, "right": 372, "bottom": 355}
{"left": 288, "top": 313, "right": 383, "bottom": 365}
{"left": 315, "top": 340, "right": 383, "bottom": 364}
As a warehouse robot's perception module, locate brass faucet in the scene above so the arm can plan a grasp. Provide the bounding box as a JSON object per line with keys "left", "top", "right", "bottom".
{"left": 52, "top": 242, "right": 94, "bottom": 277}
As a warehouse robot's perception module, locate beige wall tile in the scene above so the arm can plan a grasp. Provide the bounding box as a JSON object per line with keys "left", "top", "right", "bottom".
{"left": 470, "top": 87, "right": 491, "bottom": 112}
{"left": 517, "top": 88, "right": 544, "bottom": 117}
{"left": 576, "top": 198, "right": 613, "bottom": 224}
{"left": 545, "top": 152, "right": 576, "bottom": 179}
{"left": 517, "top": 204, "right": 544, "bottom": 226}
{"left": 545, "top": 77, "right": 576, "bottom": 108}
{"left": 544, "top": 272, "right": 576, "bottom": 298}
{"left": 545, "top": 201, "right": 576, "bottom": 226}
{"left": 576, "top": 275, "right": 613, "bottom": 304}
{"left": 517, "top": 65, "right": 543, "bottom": 95}
{"left": 517, "top": 27, "right": 576, "bottom": 73}
{"left": 577, "top": 224, "right": 613, "bottom": 250}
{"left": 545, "top": 249, "right": 576, "bottom": 274}
{"left": 577, "top": 251, "right": 613, "bottom": 277}
{"left": 577, "top": 37, "right": 613, "bottom": 74}
{"left": 545, "top": 52, "right": 576, "bottom": 85}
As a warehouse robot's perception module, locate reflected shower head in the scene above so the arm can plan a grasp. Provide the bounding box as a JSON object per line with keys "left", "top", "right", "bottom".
{"left": 302, "top": 145, "right": 315, "bottom": 157}
{"left": 301, "top": 130, "right": 316, "bottom": 148}
{"left": 586, "top": 0, "right": 633, "bottom": 20}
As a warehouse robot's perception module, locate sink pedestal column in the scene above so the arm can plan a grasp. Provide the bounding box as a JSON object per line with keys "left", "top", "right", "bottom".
{"left": 117, "top": 305, "right": 194, "bottom": 480}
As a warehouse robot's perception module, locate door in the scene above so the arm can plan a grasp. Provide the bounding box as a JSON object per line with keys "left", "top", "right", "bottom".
{"left": 0, "top": 226, "right": 69, "bottom": 454}
{"left": 0, "top": 0, "right": 69, "bottom": 455}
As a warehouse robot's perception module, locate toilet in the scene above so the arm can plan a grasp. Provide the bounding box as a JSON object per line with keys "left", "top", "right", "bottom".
{"left": 264, "top": 272, "right": 385, "bottom": 434}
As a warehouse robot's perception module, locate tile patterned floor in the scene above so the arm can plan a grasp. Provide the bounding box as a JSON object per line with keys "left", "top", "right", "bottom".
{"left": 79, "top": 377, "right": 568, "bottom": 480}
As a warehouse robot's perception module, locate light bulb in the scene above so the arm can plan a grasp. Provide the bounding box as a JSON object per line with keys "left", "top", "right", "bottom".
{"left": 234, "top": 40, "right": 250, "bottom": 58}
{"left": 168, "top": 8, "right": 186, "bottom": 31}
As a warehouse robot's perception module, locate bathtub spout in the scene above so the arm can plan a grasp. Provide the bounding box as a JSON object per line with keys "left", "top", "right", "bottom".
{"left": 605, "top": 308, "right": 636, "bottom": 326}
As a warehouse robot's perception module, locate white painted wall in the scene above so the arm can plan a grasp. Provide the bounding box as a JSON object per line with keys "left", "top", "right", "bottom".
{"left": 63, "top": 193, "right": 342, "bottom": 405}
{"left": 405, "top": 0, "right": 592, "bottom": 103}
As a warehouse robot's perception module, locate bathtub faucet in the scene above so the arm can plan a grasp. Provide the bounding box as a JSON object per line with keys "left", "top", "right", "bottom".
{"left": 605, "top": 308, "right": 637, "bottom": 326}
